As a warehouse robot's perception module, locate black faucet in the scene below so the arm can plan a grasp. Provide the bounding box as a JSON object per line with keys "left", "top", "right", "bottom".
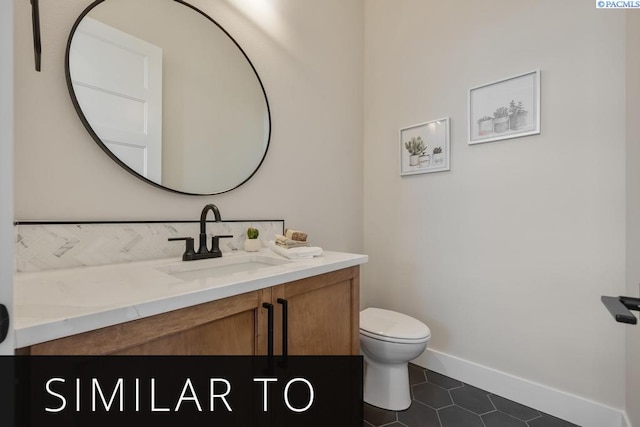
{"left": 198, "top": 204, "right": 221, "bottom": 254}
{"left": 169, "top": 204, "right": 233, "bottom": 261}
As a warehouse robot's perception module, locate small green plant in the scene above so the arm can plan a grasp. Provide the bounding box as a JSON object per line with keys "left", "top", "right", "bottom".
{"left": 433, "top": 146, "right": 443, "bottom": 155}
{"left": 477, "top": 115, "right": 493, "bottom": 124}
{"left": 247, "top": 227, "right": 259, "bottom": 239}
{"left": 404, "top": 136, "right": 426, "bottom": 156}
{"left": 493, "top": 106, "right": 509, "bottom": 118}
{"left": 508, "top": 100, "right": 526, "bottom": 116}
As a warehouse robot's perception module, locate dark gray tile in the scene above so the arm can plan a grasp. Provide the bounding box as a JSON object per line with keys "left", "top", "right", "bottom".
{"left": 409, "top": 364, "right": 427, "bottom": 385}
{"left": 412, "top": 382, "right": 452, "bottom": 409}
{"left": 398, "top": 400, "right": 440, "bottom": 427}
{"left": 450, "top": 384, "right": 495, "bottom": 414}
{"left": 438, "top": 405, "right": 484, "bottom": 427}
{"left": 488, "top": 394, "right": 540, "bottom": 421}
{"left": 360, "top": 369, "right": 578, "bottom": 427}
{"left": 528, "top": 413, "right": 579, "bottom": 427}
{"left": 363, "top": 403, "right": 397, "bottom": 426}
{"left": 425, "top": 370, "right": 464, "bottom": 390}
{"left": 482, "top": 410, "right": 527, "bottom": 427}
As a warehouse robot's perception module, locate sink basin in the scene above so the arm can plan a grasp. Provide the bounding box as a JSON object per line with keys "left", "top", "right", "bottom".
{"left": 157, "top": 255, "right": 292, "bottom": 281}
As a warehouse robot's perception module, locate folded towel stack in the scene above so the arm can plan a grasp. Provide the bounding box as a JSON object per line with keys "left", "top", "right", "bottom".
{"left": 275, "top": 229, "right": 310, "bottom": 249}
{"left": 269, "top": 241, "right": 323, "bottom": 259}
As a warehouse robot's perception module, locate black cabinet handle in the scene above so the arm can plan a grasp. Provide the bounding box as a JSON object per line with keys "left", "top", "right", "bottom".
{"left": 277, "top": 298, "right": 288, "bottom": 362}
{"left": 262, "top": 302, "right": 275, "bottom": 375}
{"left": 262, "top": 303, "right": 274, "bottom": 357}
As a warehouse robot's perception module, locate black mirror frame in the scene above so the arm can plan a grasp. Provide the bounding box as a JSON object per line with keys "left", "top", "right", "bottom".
{"left": 64, "top": 0, "right": 272, "bottom": 196}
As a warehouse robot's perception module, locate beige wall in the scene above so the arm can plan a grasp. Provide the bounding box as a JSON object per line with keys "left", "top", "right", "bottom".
{"left": 13, "top": 0, "right": 364, "bottom": 253}
{"left": 626, "top": 11, "right": 640, "bottom": 427}
{"left": 363, "top": 0, "right": 626, "bottom": 408}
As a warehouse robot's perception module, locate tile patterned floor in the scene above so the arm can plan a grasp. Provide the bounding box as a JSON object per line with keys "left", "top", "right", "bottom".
{"left": 363, "top": 364, "right": 580, "bottom": 427}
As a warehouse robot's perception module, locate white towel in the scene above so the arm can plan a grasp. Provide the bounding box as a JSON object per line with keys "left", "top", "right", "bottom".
{"left": 269, "top": 241, "right": 323, "bottom": 259}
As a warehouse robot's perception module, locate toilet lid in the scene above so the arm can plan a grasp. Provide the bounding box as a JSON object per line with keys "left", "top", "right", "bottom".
{"left": 360, "top": 308, "right": 431, "bottom": 341}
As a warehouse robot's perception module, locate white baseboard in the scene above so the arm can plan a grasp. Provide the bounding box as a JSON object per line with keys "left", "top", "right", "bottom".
{"left": 413, "top": 348, "right": 626, "bottom": 427}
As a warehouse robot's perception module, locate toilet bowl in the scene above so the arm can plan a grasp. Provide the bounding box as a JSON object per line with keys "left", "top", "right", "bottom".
{"left": 360, "top": 307, "right": 430, "bottom": 411}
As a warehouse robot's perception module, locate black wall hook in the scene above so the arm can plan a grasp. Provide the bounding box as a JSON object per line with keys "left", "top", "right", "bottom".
{"left": 601, "top": 296, "right": 640, "bottom": 324}
{"left": 31, "top": 0, "right": 41, "bottom": 71}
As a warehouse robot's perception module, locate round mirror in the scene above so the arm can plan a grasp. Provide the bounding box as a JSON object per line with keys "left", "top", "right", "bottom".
{"left": 66, "top": 0, "right": 271, "bottom": 195}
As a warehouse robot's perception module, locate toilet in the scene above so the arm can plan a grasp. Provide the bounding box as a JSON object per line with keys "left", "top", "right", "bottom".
{"left": 359, "top": 307, "right": 431, "bottom": 411}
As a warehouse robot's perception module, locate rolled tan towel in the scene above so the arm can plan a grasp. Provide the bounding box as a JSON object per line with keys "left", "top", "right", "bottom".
{"left": 285, "top": 229, "right": 308, "bottom": 242}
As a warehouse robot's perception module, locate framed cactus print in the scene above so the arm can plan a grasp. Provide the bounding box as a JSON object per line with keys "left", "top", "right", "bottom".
{"left": 468, "top": 70, "right": 540, "bottom": 145}
{"left": 400, "top": 117, "right": 450, "bottom": 176}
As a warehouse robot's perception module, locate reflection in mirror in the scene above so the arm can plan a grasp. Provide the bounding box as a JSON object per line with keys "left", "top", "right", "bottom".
{"left": 66, "top": 0, "right": 270, "bottom": 195}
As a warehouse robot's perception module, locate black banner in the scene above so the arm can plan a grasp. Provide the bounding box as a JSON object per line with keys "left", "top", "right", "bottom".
{"left": 0, "top": 356, "right": 363, "bottom": 427}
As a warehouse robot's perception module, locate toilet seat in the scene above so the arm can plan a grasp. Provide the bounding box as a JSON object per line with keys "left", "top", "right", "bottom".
{"left": 360, "top": 308, "right": 431, "bottom": 344}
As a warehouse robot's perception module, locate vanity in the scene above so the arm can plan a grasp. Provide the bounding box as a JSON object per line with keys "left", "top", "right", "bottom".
{"left": 12, "top": 0, "right": 369, "bottom": 358}
{"left": 14, "top": 249, "right": 367, "bottom": 356}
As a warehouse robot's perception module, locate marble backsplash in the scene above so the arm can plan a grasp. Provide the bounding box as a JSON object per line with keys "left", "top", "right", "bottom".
{"left": 14, "top": 220, "right": 285, "bottom": 273}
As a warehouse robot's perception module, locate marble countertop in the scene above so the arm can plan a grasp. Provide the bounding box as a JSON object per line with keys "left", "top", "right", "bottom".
{"left": 13, "top": 249, "right": 368, "bottom": 348}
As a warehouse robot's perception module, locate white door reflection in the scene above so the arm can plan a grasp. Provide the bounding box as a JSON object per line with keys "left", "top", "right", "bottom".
{"left": 70, "top": 17, "right": 163, "bottom": 182}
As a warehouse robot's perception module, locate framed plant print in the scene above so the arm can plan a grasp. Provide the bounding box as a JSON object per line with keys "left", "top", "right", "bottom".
{"left": 469, "top": 70, "right": 540, "bottom": 145}
{"left": 400, "top": 117, "right": 450, "bottom": 176}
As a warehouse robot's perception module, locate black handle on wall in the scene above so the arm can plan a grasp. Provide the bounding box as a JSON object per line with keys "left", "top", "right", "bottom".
{"left": 601, "top": 296, "right": 640, "bottom": 325}
{"left": 0, "top": 304, "right": 9, "bottom": 344}
{"left": 277, "top": 298, "right": 288, "bottom": 364}
{"left": 31, "top": 0, "right": 41, "bottom": 71}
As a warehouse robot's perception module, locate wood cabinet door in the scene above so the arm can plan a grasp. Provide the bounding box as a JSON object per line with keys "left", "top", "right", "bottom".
{"left": 271, "top": 266, "right": 360, "bottom": 356}
{"left": 28, "top": 288, "right": 271, "bottom": 355}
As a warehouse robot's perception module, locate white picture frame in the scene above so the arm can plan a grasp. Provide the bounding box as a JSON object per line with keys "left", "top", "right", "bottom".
{"left": 468, "top": 70, "right": 540, "bottom": 145}
{"left": 400, "top": 117, "right": 450, "bottom": 176}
